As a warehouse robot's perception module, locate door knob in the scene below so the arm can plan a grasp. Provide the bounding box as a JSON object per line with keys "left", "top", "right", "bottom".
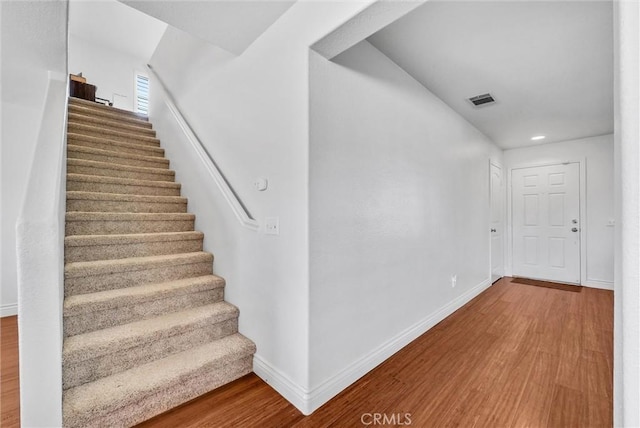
{"left": 491, "top": 228, "right": 497, "bottom": 233}
{"left": 571, "top": 227, "right": 578, "bottom": 232}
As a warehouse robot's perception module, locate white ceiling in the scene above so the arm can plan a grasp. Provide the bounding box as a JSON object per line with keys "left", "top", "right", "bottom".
{"left": 120, "top": 1, "right": 295, "bottom": 55}
{"left": 69, "top": 0, "right": 167, "bottom": 61}
{"left": 368, "top": 1, "right": 614, "bottom": 150}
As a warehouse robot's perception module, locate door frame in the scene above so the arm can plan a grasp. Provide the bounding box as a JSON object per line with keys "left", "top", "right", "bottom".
{"left": 489, "top": 160, "right": 505, "bottom": 283}
{"left": 505, "top": 158, "right": 588, "bottom": 285}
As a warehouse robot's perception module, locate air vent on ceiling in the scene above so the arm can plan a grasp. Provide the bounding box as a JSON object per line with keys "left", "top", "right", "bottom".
{"left": 468, "top": 93, "right": 496, "bottom": 107}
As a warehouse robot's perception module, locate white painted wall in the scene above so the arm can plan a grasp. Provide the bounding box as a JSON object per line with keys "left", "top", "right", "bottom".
{"left": 614, "top": 1, "right": 640, "bottom": 426}
{"left": 68, "top": 33, "right": 149, "bottom": 111}
{"left": 503, "top": 135, "right": 615, "bottom": 289}
{"left": 1, "top": 0, "right": 68, "bottom": 317}
{"left": 308, "top": 40, "right": 502, "bottom": 409}
{"left": 1, "top": 1, "right": 68, "bottom": 425}
{"left": 148, "top": 1, "right": 373, "bottom": 414}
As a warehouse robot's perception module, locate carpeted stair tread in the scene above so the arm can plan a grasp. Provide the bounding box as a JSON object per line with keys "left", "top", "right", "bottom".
{"left": 66, "top": 173, "right": 181, "bottom": 195}
{"left": 66, "top": 191, "right": 188, "bottom": 213}
{"left": 67, "top": 191, "right": 186, "bottom": 204}
{"left": 69, "top": 103, "right": 152, "bottom": 128}
{"left": 63, "top": 302, "right": 238, "bottom": 363}
{"left": 63, "top": 274, "right": 224, "bottom": 317}
{"left": 68, "top": 145, "right": 170, "bottom": 169}
{"left": 66, "top": 211, "right": 194, "bottom": 222}
{"left": 65, "top": 212, "right": 195, "bottom": 236}
{"left": 69, "top": 97, "right": 148, "bottom": 121}
{"left": 68, "top": 122, "right": 160, "bottom": 146}
{"left": 65, "top": 231, "right": 202, "bottom": 247}
{"left": 64, "top": 231, "right": 203, "bottom": 262}
{"left": 62, "top": 334, "right": 255, "bottom": 428}
{"left": 65, "top": 251, "right": 212, "bottom": 279}
{"left": 67, "top": 158, "right": 175, "bottom": 182}
{"left": 67, "top": 133, "right": 163, "bottom": 156}
{"left": 63, "top": 275, "right": 224, "bottom": 337}
{"left": 68, "top": 112, "right": 156, "bottom": 136}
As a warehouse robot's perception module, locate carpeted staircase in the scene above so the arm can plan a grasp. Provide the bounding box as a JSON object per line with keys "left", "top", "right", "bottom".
{"left": 62, "top": 97, "right": 256, "bottom": 427}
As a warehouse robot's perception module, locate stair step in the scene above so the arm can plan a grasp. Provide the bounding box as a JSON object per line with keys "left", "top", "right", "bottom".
{"left": 63, "top": 275, "right": 225, "bottom": 336}
{"left": 62, "top": 333, "right": 255, "bottom": 428}
{"left": 66, "top": 173, "right": 181, "bottom": 198}
{"left": 65, "top": 212, "right": 195, "bottom": 236}
{"left": 65, "top": 231, "right": 203, "bottom": 262}
{"left": 68, "top": 122, "right": 160, "bottom": 147}
{"left": 68, "top": 133, "right": 164, "bottom": 158}
{"left": 66, "top": 191, "right": 188, "bottom": 213}
{"left": 68, "top": 145, "right": 169, "bottom": 169}
{"left": 69, "top": 97, "right": 149, "bottom": 121}
{"left": 69, "top": 103, "right": 152, "bottom": 128}
{"left": 65, "top": 251, "right": 213, "bottom": 296}
{"left": 67, "top": 159, "right": 175, "bottom": 182}
{"left": 63, "top": 302, "right": 239, "bottom": 389}
{"left": 68, "top": 112, "right": 156, "bottom": 137}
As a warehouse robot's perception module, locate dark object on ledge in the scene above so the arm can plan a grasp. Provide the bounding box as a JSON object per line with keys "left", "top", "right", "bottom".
{"left": 95, "top": 97, "right": 113, "bottom": 107}
{"left": 70, "top": 79, "right": 96, "bottom": 102}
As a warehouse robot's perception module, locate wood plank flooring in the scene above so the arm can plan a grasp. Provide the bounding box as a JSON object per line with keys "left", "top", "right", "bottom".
{"left": 1, "top": 277, "right": 613, "bottom": 427}
{"left": 1, "top": 315, "right": 20, "bottom": 428}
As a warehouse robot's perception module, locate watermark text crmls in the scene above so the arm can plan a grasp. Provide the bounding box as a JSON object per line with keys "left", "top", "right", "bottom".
{"left": 361, "top": 412, "right": 412, "bottom": 426}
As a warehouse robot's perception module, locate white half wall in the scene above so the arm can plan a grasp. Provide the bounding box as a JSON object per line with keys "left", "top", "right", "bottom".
{"left": 614, "top": 1, "right": 640, "bottom": 426}
{"left": 308, "top": 40, "right": 502, "bottom": 410}
{"left": 503, "top": 135, "right": 615, "bottom": 289}
{"left": 1, "top": 0, "right": 68, "bottom": 317}
{"left": 68, "top": 33, "right": 148, "bottom": 111}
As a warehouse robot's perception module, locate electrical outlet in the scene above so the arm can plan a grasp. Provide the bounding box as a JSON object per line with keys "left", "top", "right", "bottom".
{"left": 451, "top": 275, "right": 457, "bottom": 288}
{"left": 265, "top": 217, "right": 279, "bottom": 235}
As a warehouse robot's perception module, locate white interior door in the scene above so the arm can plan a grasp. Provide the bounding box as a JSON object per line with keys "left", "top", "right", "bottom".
{"left": 490, "top": 163, "right": 504, "bottom": 283}
{"left": 511, "top": 163, "right": 581, "bottom": 284}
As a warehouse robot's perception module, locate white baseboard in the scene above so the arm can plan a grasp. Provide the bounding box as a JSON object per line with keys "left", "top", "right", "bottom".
{"left": 1, "top": 303, "right": 18, "bottom": 317}
{"left": 254, "top": 277, "right": 493, "bottom": 415}
{"left": 253, "top": 354, "right": 311, "bottom": 414}
{"left": 583, "top": 279, "right": 614, "bottom": 290}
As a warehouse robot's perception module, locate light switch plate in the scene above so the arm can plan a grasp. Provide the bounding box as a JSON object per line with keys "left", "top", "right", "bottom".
{"left": 265, "top": 217, "right": 279, "bottom": 235}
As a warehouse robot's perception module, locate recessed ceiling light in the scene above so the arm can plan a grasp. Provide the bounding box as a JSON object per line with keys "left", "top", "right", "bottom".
{"left": 531, "top": 135, "right": 546, "bottom": 141}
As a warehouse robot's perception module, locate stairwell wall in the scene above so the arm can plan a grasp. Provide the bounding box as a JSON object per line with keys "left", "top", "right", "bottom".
{"left": 1, "top": 0, "right": 68, "bottom": 317}
{"left": 147, "top": 1, "right": 372, "bottom": 413}
{"left": 308, "top": 40, "right": 503, "bottom": 409}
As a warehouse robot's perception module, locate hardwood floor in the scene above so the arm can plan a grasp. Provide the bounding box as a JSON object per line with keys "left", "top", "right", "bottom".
{"left": 1, "top": 278, "right": 613, "bottom": 427}
{"left": 1, "top": 315, "right": 20, "bottom": 428}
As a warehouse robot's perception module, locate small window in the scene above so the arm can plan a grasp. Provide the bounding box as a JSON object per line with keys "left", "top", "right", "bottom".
{"left": 135, "top": 73, "right": 149, "bottom": 115}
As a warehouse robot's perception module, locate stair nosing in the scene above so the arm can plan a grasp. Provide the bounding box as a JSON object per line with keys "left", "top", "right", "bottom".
{"left": 64, "top": 231, "right": 203, "bottom": 247}
{"left": 65, "top": 212, "right": 195, "bottom": 221}
{"left": 66, "top": 158, "right": 175, "bottom": 176}
{"left": 66, "top": 191, "right": 187, "bottom": 204}
{"left": 66, "top": 173, "right": 180, "bottom": 189}
{"left": 68, "top": 144, "right": 169, "bottom": 165}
